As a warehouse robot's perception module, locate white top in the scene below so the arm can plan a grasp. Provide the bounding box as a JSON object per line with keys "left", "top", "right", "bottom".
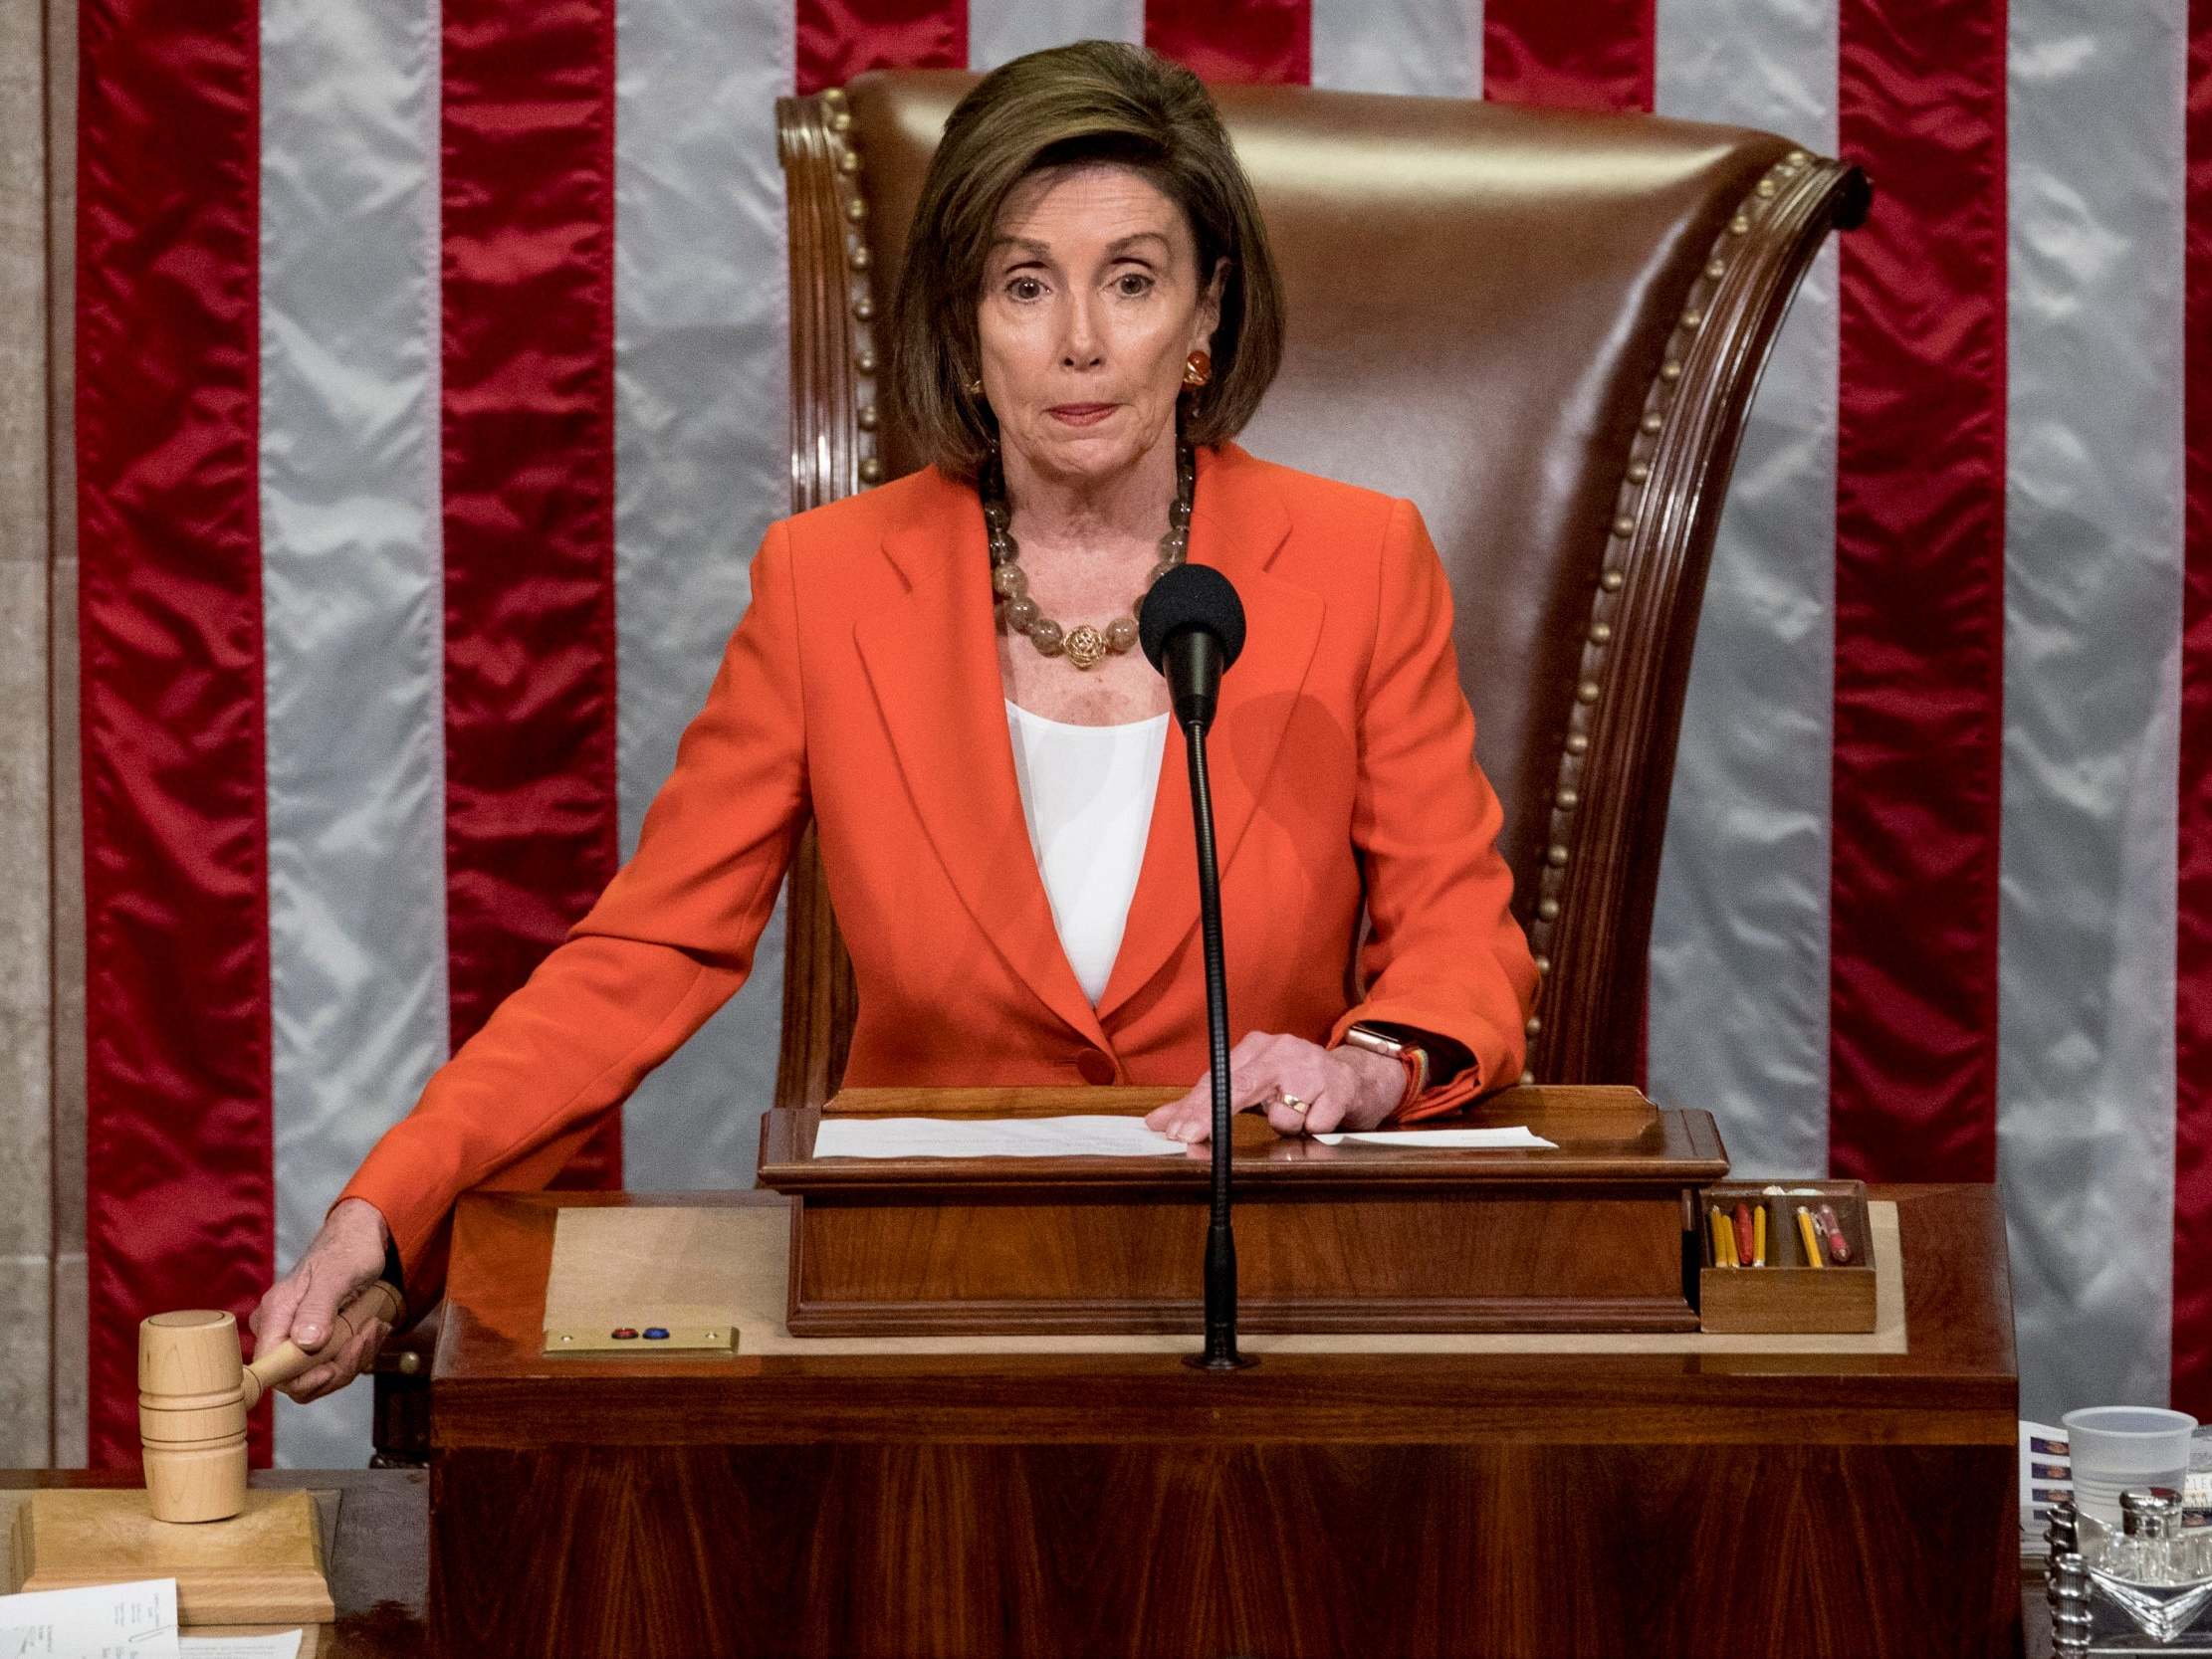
{"left": 1003, "top": 700, "right": 1171, "bottom": 1005}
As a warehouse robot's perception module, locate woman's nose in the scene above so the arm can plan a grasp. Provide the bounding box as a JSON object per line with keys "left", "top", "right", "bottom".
{"left": 1058, "top": 296, "right": 1103, "bottom": 368}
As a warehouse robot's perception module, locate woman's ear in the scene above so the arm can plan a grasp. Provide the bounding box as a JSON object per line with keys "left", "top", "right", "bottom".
{"left": 1196, "top": 256, "right": 1229, "bottom": 345}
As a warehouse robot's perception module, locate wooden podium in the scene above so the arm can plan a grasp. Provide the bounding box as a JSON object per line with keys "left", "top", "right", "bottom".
{"left": 426, "top": 1089, "right": 2020, "bottom": 1658}
{"left": 758, "top": 1085, "right": 1725, "bottom": 1335}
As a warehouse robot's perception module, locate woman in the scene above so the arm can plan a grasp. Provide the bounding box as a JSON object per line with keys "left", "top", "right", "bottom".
{"left": 254, "top": 41, "right": 1538, "bottom": 1401}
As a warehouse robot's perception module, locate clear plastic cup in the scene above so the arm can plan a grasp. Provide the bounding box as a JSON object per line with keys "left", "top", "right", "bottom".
{"left": 2066, "top": 1406, "right": 2197, "bottom": 1528}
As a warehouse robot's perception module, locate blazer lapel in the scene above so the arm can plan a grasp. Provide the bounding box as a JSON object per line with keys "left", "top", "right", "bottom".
{"left": 853, "top": 472, "right": 1112, "bottom": 1051}
{"left": 1094, "top": 447, "right": 1325, "bottom": 1025}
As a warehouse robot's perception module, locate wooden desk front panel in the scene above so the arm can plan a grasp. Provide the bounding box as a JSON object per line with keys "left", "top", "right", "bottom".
{"left": 432, "top": 1437, "right": 2012, "bottom": 1659}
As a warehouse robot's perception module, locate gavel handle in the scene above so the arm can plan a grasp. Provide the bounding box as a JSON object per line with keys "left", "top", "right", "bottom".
{"left": 241, "top": 1279, "right": 404, "bottom": 1407}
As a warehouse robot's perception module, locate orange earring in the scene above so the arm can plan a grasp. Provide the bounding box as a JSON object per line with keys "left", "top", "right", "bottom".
{"left": 1183, "top": 350, "right": 1213, "bottom": 388}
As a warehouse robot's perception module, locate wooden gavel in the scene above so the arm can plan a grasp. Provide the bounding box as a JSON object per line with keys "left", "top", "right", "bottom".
{"left": 137, "top": 1281, "right": 403, "bottom": 1523}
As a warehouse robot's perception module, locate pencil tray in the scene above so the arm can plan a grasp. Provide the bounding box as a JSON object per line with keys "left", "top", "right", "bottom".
{"left": 1694, "top": 1179, "right": 1877, "bottom": 1335}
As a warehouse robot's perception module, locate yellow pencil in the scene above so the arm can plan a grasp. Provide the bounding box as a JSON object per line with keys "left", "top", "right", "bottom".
{"left": 1711, "top": 1205, "right": 1737, "bottom": 1268}
{"left": 1796, "top": 1205, "right": 1825, "bottom": 1270}
{"left": 1752, "top": 1203, "right": 1767, "bottom": 1268}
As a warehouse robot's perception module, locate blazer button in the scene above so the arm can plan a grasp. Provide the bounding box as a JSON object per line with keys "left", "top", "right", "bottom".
{"left": 1076, "top": 1050, "right": 1117, "bottom": 1086}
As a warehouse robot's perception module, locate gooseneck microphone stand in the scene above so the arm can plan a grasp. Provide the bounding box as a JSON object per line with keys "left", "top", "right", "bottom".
{"left": 1182, "top": 713, "right": 1250, "bottom": 1372}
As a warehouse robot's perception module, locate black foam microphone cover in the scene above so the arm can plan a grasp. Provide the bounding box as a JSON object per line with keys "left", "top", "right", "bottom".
{"left": 1138, "top": 564, "right": 1246, "bottom": 674}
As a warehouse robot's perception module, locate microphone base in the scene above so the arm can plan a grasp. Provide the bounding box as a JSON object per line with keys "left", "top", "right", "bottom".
{"left": 1182, "top": 1348, "right": 1259, "bottom": 1372}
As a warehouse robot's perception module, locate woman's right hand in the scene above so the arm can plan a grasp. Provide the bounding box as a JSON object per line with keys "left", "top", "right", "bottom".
{"left": 248, "top": 1197, "right": 396, "bottom": 1403}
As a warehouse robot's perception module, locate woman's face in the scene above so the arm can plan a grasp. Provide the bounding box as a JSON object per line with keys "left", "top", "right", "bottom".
{"left": 976, "top": 163, "right": 1224, "bottom": 493}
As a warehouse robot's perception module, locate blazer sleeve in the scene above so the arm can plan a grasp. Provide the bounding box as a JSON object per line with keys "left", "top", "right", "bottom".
{"left": 335, "top": 520, "right": 810, "bottom": 1315}
{"left": 1327, "top": 497, "right": 1539, "bottom": 1116}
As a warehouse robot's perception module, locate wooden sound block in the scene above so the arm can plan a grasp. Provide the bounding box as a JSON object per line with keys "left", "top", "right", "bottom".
{"left": 8, "top": 1488, "right": 335, "bottom": 1625}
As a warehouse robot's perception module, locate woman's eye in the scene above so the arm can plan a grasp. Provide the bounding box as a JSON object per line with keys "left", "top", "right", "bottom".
{"left": 1005, "top": 277, "right": 1045, "bottom": 301}
{"left": 1115, "top": 273, "right": 1155, "bottom": 297}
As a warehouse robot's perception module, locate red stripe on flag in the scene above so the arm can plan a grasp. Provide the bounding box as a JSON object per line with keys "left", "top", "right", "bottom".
{"left": 77, "top": 0, "right": 274, "bottom": 1466}
{"left": 1828, "top": 1, "right": 2008, "bottom": 1182}
{"left": 2174, "top": 0, "right": 2212, "bottom": 1416}
{"left": 1482, "top": 0, "right": 1655, "bottom": 110}
{"left": 441, "top": 0, "right": 624, "bottom": 1186}
{"left": 1146, "top": 1, "right": 1309, "bottom": 85}
{"left": 796, "top": 0, "right": 967, "bottom": 98}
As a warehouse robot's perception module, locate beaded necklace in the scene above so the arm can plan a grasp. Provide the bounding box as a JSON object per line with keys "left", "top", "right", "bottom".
{"left": 985, "top": 439, "right": 1196, "bottom": 671}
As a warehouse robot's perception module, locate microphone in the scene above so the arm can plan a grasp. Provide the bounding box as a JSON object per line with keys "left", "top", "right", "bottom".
{"left": 1139, "top": 564, "right": 1245, "bottom": 731}
{"left": 1142, "top": 565, "right": 1254, "bottom": 1371}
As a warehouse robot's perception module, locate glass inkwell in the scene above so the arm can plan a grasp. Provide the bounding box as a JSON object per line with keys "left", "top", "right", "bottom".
{"left": 2048, "top": 1489, "right": 2212, "bottom": 1652}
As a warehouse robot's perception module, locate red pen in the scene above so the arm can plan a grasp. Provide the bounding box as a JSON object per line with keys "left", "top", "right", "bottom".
{"left": 1732, "top": 1201, "right": 1757, "bottom": 1269}
{"left": 1815, "top": 1202, "right": 1854, "bottom": 1265}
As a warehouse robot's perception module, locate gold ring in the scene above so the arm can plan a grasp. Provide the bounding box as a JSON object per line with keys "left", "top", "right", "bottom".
{"left": 1277, "top": 1092, "right": 1308, "bottom": 1116}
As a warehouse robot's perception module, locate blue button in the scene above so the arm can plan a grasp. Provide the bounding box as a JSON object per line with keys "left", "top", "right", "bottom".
{"left": 643, "top": 1328, "right": 670, "bottom": 1340}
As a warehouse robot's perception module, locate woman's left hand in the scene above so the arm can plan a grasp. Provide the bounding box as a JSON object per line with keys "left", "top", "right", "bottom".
{"left": 1144, "top": 1031, "right": 1409, "bottom": 1143}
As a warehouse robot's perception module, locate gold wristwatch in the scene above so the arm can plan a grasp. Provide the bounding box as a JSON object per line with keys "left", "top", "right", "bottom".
{"left": 1335, "top": 1023, "right": 1430, "bottom": 1117}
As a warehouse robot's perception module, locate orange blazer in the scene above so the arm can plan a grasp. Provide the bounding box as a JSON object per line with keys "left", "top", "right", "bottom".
{"left": 340, "top": 442, "right": 1538, "bottom": 1308}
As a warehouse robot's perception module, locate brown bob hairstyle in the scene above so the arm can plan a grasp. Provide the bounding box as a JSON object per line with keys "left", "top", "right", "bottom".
{"left": 887, "top": 41, "right": 1286, "bottom": 479}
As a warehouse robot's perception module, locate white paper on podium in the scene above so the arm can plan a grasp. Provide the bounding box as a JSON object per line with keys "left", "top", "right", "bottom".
{"left": 0, "top": 1576, "right": 178, "bottom": 1658}
{"left": 811, "top": 1116, "right": 1189, "bottom": 1159}
{"left": 1312, "top": 1126, "right": 1558, "bottom": 1149}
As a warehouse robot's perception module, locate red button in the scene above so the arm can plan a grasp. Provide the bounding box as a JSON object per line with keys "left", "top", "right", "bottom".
{"left": 1076, "top": 1051, "right": 1117, "bottom": 1085}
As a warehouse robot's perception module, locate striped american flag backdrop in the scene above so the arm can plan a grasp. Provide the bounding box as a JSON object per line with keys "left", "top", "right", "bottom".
{"left": 73, "top": 0, "right": 2210, "bottom": 1469}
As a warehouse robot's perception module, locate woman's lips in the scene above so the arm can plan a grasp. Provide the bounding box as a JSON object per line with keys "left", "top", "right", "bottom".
{"left": 1046, "top": 403, "right": 1116, "bottom": 427}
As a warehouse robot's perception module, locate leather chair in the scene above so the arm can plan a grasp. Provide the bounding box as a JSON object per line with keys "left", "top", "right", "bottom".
{"left": 774, "top": 70, "right": 1868, "bottom": 1108}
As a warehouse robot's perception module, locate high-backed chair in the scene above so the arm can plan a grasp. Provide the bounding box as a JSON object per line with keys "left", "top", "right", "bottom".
{"left": 773, "top": 70, "right": 1867, "bottom": 1108}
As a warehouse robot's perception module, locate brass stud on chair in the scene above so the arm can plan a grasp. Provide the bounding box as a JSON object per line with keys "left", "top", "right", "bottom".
{"left": 1600, "top": 568, "right": 1624, "bottom": 592}
{"left": 1576, "top": 681, "right": 1600, "bottom": 705}
{"left": 1518, "top": 1069, "right": 1536, "bottom": 1087}
{"left": 1705, "top": 258, "right": 1726, "bottom": 280}
{"left": 838, "top": 149, "right": 861, "bottom": 175}
{"left": 1679, "top": 311, "right": 1702, "bottom": 331}
{"left": 854, "top": 346, "right": 876, "bottom": 374}
{"left": 858, "top": 457, "right": 883, "bottom": 485}
{"left": 1642, "top": 411, "right": 1663, "bottom": 435}
{"left": 1538, "top": 897, "right": 1560, "bottom": 922}
{"left": 1526, "top": 1015, "right": 1542, "bottom": 1036}
{"left": 1660, "top": 360, "right": 1682, "bottom": 382}
{"left": 1786, "top": 148, "right": 1808, "bottom": 167}
{"left": 1557, "top": 787, "right": 1579, "bottom": 811}
{"left": 1626, "top": 462, "right": 1650, "bottom": 485}
{"left": 1588, "top": 621, "right": 1612, "bottom": 645}
{"left": 852, "top": 296, "right": 874, "bottom": 321}
{"left": 1756, "top": 177, "right": 1778, "bottom": 199}
{"left": 1612, "top": 515, "right": 1636, "bottom": 538}
{"left": 831, "top": 108, "right": 853, "bottom": 133}
{"left": 1534, "top": 955, "right": 1551, "bottom": 976}
{"left": 1729, "top": 214, "right": 1751, "bottom": 235}
{"left": 849, "top": 245, "right": 871, "bottom": 271}
{"left": 845, "top": 196, "right": 867, "bottom": 224}
{"left": 857, "top": 404, "right": 878, "bottom": 431}
{"left": 821, "top": 86, "right": 847, "bottom": 105}
{"left": 1546, "top": 845, "right": 1569, "bottom": 868}
{"left": 1566, "top": 732, "right": 1589, "bottom": 756}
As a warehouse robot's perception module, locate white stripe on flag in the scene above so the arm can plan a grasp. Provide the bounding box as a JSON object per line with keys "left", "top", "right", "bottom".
{"left": 612, "top": 0, "right": 794, "bottom": 1192}
{"left": 260, "top": 0, "right": 447, "bottom": 1466}
{"left": 970, "top": 1, "right": 1142, "bottom": 71}
{"left": 1997, "top": 0, "right": 2186, "bottom": 1420}
{"left": 1309, "top": 0, "right": 1480, "bottom": 96}
{"left": 1647, "top": 0, "right": 1838, "bottom": 1180}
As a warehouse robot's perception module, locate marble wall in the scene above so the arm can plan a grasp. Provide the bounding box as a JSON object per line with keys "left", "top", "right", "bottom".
{"left": 0, "top": 0, "right": 79, "bottom": 1469}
